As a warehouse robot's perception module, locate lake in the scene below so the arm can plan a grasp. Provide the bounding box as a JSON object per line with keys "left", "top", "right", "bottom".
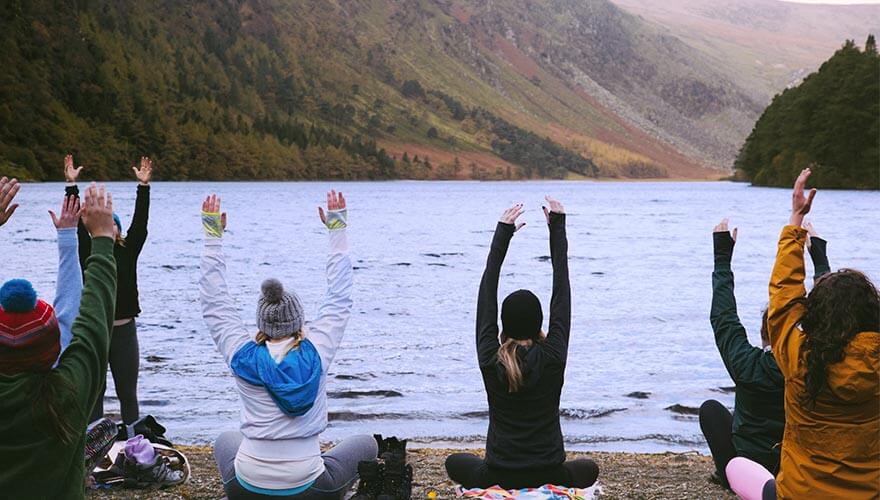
{"left": 3, "top": 181, "right": 877, "bottom": 452}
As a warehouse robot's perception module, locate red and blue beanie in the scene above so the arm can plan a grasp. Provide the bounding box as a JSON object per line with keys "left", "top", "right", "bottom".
{"left": 0, "top": 279, "right": 61, "bottom": 374}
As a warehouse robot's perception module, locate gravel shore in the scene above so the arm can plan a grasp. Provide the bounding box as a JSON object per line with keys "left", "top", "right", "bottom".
{"left": 87, "top": 447, "right": 734, "bottom": 499}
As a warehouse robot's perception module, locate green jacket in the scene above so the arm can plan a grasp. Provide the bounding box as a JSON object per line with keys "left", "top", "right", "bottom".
{"left": 0, "top": 238, "right": 116, "bottom": 499}
{"left": 710, "top": 232, "right": 829, "bottom": 473}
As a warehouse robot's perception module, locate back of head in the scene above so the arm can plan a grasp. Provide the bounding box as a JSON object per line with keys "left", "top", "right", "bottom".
{"left": 498, "top": 290, "right": 543, "bottom": 392}
{"left": 256, "top": 278, "right": 305, "bottom": 344}
{"left": 800, "top": 269, "right": 880, "bottom": 405}
{"left": 0, "top": 279, "right": 60, "bottom": 374}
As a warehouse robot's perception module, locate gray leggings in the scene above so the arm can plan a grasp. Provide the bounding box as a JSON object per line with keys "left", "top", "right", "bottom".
{"left": 90, "top": 320, "right": 140, "bottom": 424}
{"left": 214, "top": 432, "right": 378, "bottom": 500}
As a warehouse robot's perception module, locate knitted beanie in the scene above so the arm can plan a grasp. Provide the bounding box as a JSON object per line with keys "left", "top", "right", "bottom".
{"left": 256, "top": 279, "right": 305, "bottom": 339}
{"left": 501, "top": 289, "right": 543, "bottom": 340}
{"left": 113, "top": 213, "right": 122, "bottom": 233}
{"left": 0, "top": 279, "right": 61, "bottom": 374}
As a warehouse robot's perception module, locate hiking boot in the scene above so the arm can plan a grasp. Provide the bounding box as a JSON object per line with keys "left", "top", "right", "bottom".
{"left": 374, "top": 434, "right": 387, "bottom": 458}
{"left": 351, "top": 460, "right": 383, "bottom": 499}
{"left": 379, "top": 454, "right": 412, "bottom": 499}
{"left": 379, "top": 436, "right": 407, "bottom": 464}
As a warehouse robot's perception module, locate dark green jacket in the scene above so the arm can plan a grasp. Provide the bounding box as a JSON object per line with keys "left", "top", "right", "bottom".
{"left": 710, "top": 233, "right": 829, "bottom": 473}
{"left": 0, "top": 238, "right": 116, "bottom": 499}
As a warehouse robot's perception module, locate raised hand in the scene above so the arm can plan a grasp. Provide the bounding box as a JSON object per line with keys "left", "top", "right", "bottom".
{"left": 201, "top": 194, "right": 226, "bottom": 238}
{"left": 790, "top": 168, "right": 817, "bottom": 227}
{"left": 803, "top": 220, "right": 819, "bottom": 249}
{"left": 542, "top": 195, "right": 564, "bottom": 224}
{"left": 500, "top": 203, "right": 526, "bottom": 232}
{"left": 713, "top": 217, "right": 738, "bottom": 242}
{"left": 49, "top": 195, "right": 82, "bottom": 229}
{"left": 0, "top": 177, "right": 21, "bottom": 227}
{"left": 81, "top": 183, "right": 116, "bottom": 239}
{"left": 64, "top": 154, "right": 84, "bottom": 183}
{"left": 318, "top": 190, "right": 347, "bottom": 230}
{"left": 133, "top": 156, "right": 153, "bottom": 185}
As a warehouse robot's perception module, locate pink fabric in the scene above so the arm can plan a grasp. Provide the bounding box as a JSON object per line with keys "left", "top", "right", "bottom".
{"left": 726, "top": 457, "right": 773, "bottom": 500}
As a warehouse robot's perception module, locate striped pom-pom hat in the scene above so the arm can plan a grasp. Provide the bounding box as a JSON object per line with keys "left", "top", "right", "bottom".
{"left": 0, "top": 279, "right": 61, "bottom": 374}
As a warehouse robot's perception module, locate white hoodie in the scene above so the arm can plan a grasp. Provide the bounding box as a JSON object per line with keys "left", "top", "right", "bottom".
{"left": 200, "top": 228, "right": 352, "bottom": 489}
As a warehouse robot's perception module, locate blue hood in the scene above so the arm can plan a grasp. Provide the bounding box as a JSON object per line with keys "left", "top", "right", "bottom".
{"left": 230, "top": 339, "right": 322, "bottom": 417}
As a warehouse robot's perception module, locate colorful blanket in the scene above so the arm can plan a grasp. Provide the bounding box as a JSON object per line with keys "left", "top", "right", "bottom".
{"left": 456, "top": 483, "right": 600, "bottom": 499}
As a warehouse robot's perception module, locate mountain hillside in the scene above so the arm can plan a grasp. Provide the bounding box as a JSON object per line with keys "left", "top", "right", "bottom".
{"left": 735, "top": 37, "right": 879, "bottom": 189}
{"left": 610, "top": 0, "right": 880, "bottom": 100}
{"left": 0, "top": 0, "right": 855, "bottom": 181}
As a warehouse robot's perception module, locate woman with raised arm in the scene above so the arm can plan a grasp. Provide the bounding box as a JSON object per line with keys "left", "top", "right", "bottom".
{"left": 728, "top": 169, "right": 879, "bottom": 499}
{"left": 445, "top": 197, "right": 599, "bottom": 490}
{"left": 201, "top": 191, "right": 377, "bottom": 499}
{"left": 700, "top": 217, "right": 832, "bottom": 489}
{"left": 0, "top": 184, "right": 119, "bottom": 498}
{"left": 64, "top": 154, "right": 152, "bottom": 426}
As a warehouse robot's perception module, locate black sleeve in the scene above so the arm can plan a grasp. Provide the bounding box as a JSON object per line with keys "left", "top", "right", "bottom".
{"left": 710, "top": 232, "right": 768, "bottom": 387}
{"left": 65, "top": 184, "right": 90, "bottom": 272}
{"left": 476, "top": 222, "right": 515, "bottom": 367}
{"left": 124, "top": 184, "right": 150, "bottom": 255}
{"left": 808, "top": 236, "right": 830, "bottom": 280}
{"left": 543, "top": 212, "right": 570, "bottom": 364}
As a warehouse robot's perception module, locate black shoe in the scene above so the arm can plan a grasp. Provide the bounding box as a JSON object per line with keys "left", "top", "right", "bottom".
{"left": 374, "top": 434, "right": 387, "bottom": 458}
{"left": 351, "top": 460, "right": 383, "bottom": 500}
{"left": 379, "top": 436, "right": 408, "bottom": 463}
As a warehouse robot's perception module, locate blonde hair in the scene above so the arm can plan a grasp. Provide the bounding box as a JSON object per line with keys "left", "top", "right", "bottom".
{"left": 496, "top": 331, "right": 545, "bottom": 393}
{"left": 255, "top": 329, "right": 305, "bottom": 358}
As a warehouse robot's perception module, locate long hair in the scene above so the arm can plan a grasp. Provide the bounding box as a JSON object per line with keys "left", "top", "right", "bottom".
{"left": 255, "top": 329, "right": 305, "bottom": 358}
{"left": 799, "top": 269, "right": 880, "bottom": 406}
{"left": 496, "top": 331, "right": 545, "bottom": 393}
{"left": 30, "top": 373, "right": 77, "bottom": 444}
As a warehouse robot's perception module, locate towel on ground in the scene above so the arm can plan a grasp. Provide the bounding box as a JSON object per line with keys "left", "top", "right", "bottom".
{"left": 456, "top": 483, "right": 600, "bottom": 499}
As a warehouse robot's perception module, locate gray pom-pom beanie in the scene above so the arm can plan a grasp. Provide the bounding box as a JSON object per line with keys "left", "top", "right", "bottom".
{"left": 256, "top": 278, "right": 305, "bottom": 339}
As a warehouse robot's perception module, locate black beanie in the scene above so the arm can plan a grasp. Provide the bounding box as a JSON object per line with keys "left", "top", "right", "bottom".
{"left": 501, "top": 289, "right": 543, "bottom": 340}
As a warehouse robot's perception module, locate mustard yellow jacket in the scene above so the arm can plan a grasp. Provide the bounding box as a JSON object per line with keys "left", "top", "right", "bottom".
{"left": 768, "top": 225, "right": 879, "bottom": 499}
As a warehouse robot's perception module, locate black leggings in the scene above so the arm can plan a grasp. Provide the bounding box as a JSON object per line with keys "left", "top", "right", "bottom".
{"left": 699, "top": 399, "right": 736, "bottom": 486}
{"left": 445, "top": 453, "right": 599, "bottom": 490}
{"left": 90, "top": 320, "right": 140, "bottom": 425}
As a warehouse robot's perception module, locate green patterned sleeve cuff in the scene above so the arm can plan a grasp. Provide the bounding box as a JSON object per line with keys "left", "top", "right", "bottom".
{"left": 324, "top": 209, "right": 347, "bottom": 231}
{"left": 202, "top": 211, "right": 224, "bottom": 238}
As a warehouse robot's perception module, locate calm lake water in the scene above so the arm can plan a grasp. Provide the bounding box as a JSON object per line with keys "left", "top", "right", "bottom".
{"left": 3, "top": 181, "right": 877, "bottom": 452}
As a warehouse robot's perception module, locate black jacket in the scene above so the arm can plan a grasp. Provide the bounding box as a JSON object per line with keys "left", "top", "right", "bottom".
{"left": 710, "top": 232, "right": 829, "bottom": 472}
{"left": 476, "top": 213, "right": 570, "bottom": 470}
{"left": 66, "top": 184, "right": 149, "bottom": 320}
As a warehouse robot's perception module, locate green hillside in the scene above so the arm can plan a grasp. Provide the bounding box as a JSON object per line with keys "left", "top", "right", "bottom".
{"left": 0, "top": 0, "right": 760, "bottom": 181}
{"left": 735, "top": 37, "right": 879, "bottom": 189}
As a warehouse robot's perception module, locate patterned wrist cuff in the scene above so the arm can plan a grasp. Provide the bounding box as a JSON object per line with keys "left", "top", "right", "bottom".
{"left": 202, "top": 211, "right": 224, "bottom": 238}
{"left": 325, "top": 209, "right": 347, "bottom": 231}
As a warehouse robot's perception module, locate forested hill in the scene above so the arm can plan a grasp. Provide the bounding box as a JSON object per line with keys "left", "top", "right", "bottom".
{"left": 0, "top": 1, "right": 840, "bottom": 181}
{"left": 735, "top": 37, "right": 879, "bottom": 189}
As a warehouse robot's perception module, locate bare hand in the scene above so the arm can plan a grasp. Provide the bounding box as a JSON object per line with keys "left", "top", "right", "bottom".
{"left": 0, "top": 177, "right": 21, "bottom": 227}
{"left": 64, "top": 154, "right": 84, "bottom": 183}
{"left": 81, "top": 183, "right": 116, "bottom": 239}
{"left": 542, "top": 195, "right": 564, "bottom": 224}
{"left": 49, "top": 195, "right": 82, "bottom": 229}
{"left": 803, "top": 220, "right": 819, "bottom": 249}
{"left": 133, "top": 156, "right": 153, "bottom": 185}
{"left": 318, "top": 190, "right": 346, "bottom": 224}
{"left": 790, "top": 168, "right": 817, "bottom": 227}
{"left": 500, "top": 203, "right": 526, "bottom": 232}
{"left": 713, "top": 217, "right": 737, "bottom": 242}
